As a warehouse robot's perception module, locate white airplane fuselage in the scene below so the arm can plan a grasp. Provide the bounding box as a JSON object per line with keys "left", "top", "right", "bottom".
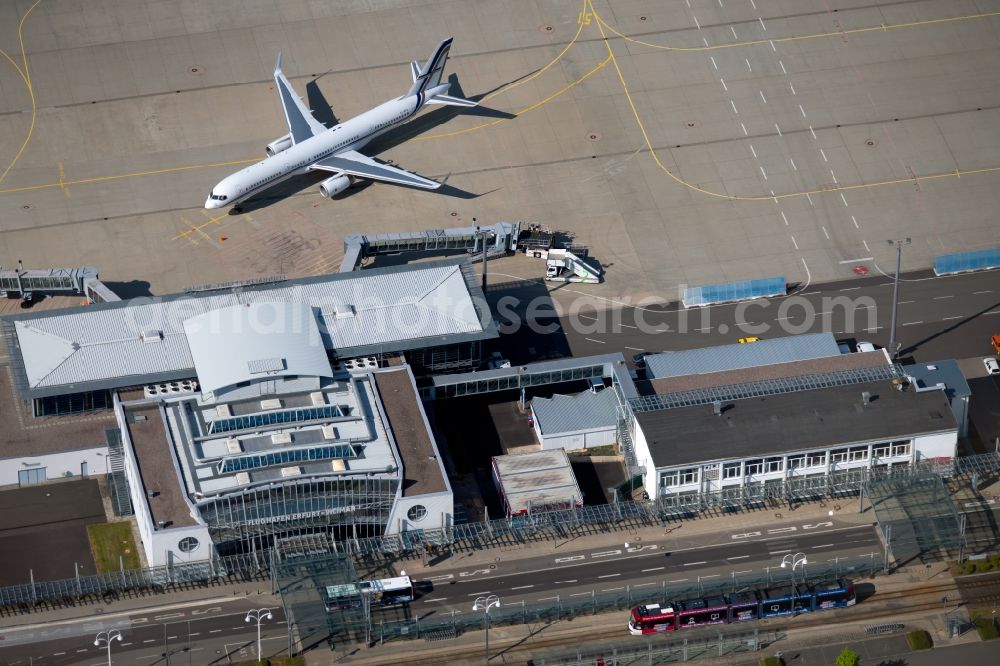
{"left": 205, "top": 84, "right": 448, "bottom": 209}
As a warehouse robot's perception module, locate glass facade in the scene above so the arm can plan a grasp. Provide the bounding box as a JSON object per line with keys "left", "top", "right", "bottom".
{"left": 208, "top": 405, "right": 344, "bottom": 434}
{"left": 218, "top": 444, "right": 358, "bottom": 473}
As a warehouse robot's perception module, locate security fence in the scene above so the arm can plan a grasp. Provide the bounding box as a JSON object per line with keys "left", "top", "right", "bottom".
{"left": 534, "top": 629, "right": 778, "bottom": 665}
{"left": 330, "top": 554, "right": 881, "bottom": 646}
{"left": 0, "top": 451, "right": 996, "bottom": 614}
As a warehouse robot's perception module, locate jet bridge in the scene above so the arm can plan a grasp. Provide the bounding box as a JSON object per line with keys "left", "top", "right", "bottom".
{"left": 339, "top": 221, "right": 520, "bottom": 272}
{"left": 0, "top": 265, "right": 120, "bottom": 304}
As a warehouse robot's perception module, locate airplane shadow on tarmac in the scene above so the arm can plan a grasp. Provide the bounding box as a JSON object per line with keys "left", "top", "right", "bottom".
{"left": 227, "top": 73, "right": 525, "bottom": 213}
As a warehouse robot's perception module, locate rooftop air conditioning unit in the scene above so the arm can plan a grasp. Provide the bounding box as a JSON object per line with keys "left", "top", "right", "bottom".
{"left": 330, "top": 459, "right": 347, "bottom": 472}
{"left": 234, "top": 472, "right": 251, "bottom": 485}
{"left": 271, "top": 432, "right": 292, "bottom": 445}
{"left": 141, "top": 330, "right": 163, "bottom": 343}
{"left": 310, "top": 392, "right": 326, "bottom": 406}
{"left": 322, "top": 425, "right": 339, "bottom": 440}
{"left": 280, "top": 466, "right": 302, "bottom": 478}
{"left": 260, "top": 398, "right": 283, "bottom": 410}
{"left": 226, "top": 438, "right": 242, "bottom": 453}
{"left": 216, "top": 404, "right": 232, "bottom": 418}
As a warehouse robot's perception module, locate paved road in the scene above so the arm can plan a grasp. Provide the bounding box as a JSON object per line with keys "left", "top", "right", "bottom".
{"left": 490, "top": 268, "right": 1000, "bottom": 366}
{"left": 0, "top": 600, "right": 289, "bottom": 666}
{"left": 405, "top": 518, "right": 881, "bottom": 613}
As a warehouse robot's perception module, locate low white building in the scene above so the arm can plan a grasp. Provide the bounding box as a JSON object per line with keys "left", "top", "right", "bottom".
{"left": 492, "top": 449, "right": 583, "bottom": 517}
{"left": 530, "top": 388, "right": 618, "bottom": 450}
{"left": 629, "top": 344, "right": 960, "bottom": 502}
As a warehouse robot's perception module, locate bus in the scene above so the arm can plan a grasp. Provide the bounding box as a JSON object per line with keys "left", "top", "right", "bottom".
{"left": 628, "top": 579, "right": 854, "bottom": 635}
{"left": 324, "top": 575, "right": 414, "bottom": 611}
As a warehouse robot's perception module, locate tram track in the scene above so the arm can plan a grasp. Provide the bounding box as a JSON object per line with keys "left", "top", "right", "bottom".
{"left": 390, "top": 576, "right": 1000, "bottom": 666}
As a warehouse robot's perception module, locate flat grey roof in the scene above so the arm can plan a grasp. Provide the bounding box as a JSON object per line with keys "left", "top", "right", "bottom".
{"left": 636, "top": 380, "right": 957, "bottom": 468}
{"left": 124, "top": 404, "right": 200, "bottom": 529}
{"left": 645, "top": 333, "right": 842, "bottom": 380}
{"left": 492, "top": 449, "right": 582, "bottom": 514}
{"left": 0, "top": 367, "right": 115, "bottom": 458}
{"left": 902, "top": 360, "right": 971, "bottom": 401}
{"left": 532, "top": 389, "right": 618, "bottom": 435}
{"left": 373, "top": 367, "right": 449, "bottom": 497}
{"left": 3, "top": 260, "right": 496, "bottom": 399}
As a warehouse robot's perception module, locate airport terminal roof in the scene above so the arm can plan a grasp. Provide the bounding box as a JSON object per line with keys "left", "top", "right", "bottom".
{"left": 532, "top": 389, "right": 618, "bottom": 435}
{"left": 183, "top": 302, "right": 333, "bottom": 394}
{"left": 644, "top": 333, "right": 841, "bottom": 379}
{"left": 2, "top": 260, "right": 497, "bottom": 398}
{"left": 636, "top": 380, "right": 957, "bottom": 468}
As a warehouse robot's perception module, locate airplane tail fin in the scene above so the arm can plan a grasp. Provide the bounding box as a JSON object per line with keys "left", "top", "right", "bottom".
{"left": 406, "top": 37, "right": 454, "bottom": 96}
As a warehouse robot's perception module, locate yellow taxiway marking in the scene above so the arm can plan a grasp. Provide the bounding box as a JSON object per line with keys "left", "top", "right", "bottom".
{"left": 57, "top": 162, "right": 69, "bottom": 197}
{"left": 0, "top": 0, "right": 44, "bottom": 187}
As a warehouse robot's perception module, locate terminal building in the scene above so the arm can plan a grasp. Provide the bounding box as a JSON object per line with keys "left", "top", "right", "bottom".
{"left": 1, "top": 260, "right": 493, "bottom": 565}
{"left": 628, "top": 335, "right": 962, "bottom": 504}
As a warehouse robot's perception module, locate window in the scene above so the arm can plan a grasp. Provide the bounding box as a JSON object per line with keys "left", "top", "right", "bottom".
{"left": 765, "top": 457, "right": 783, "bottom": 473}
{"left": 745, "top": 459, "right": 763, "bottom": 475}
{"left": 787, "top": 455, "right": 806, "bottom": 470}
{"left": 892, "top": 441, "right": 911, "bottom": 457}
{"left": 723, "top": 462, "right": 742, "bottom": 479}
{"left": 849, "top": 446, "right": 869, "bottom": 462}
{"left": 659, "top": 471, "right": 678, "bottom": 488}
{"left": 831, "top": 449, "right": 848, "bottom": 464}
{"left": 407, "top": 505, "right": 427, "bottom": 522}
{"left": 178, "top": 537, "right": 200, "bottom": 553}
{"left": 807, "top": 452, "right": 826, "bottom": 467}
{"left": 873, "top": 444, "right": 890, "bottom": 459}
{"left": 678, "top": 468, "right": 698, "bottom": 485}
{"left": 660, "top": 468, "right": 697, "bottom": 487}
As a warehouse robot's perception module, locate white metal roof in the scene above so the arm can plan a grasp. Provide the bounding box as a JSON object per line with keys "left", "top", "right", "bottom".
{"left": 6, "top": 261, "right": 493, "bottom": 396}
{"left": 644, "top": 333, "right": 841, "bottom": 379}
{"left": 531, "top": 389, "right": 618, "bottom": 435}
{"left": 183, "top": 302, "right": 333, "bottom": 394}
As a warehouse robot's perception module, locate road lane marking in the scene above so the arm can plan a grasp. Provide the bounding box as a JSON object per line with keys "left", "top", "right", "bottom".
{"left": 602, "top": 587, "right": 625, "bottom": 592}
{"left": 427, "top": 574, "right": 454, "bottom": 581}
{"left": 571, "top": 592, "right": 591, "bottom": 597}
{"left": 188, "top": 633, "right": 200, "bottom": 637}
{"left": 153, "top": 613, "right": 185, "bottom": 621}
{"left": 598, "top": 573, "right": 621, "bottom": 578}
{"left": 423, "top": 598, "right": 449, "bottom": 602}
{"left": 942, "top": 316, "right": 963, "bottom": 321}
{"left": 467, "top": 591, "right": 492, "bottom": 596}
{"left": 584, "top": 337, "right": 606, "bottom": 344}
{"left": 591, "top": 550, "right": 622, "bottom": 558}
{"left": 699, "top": 574, "right": 720, "bottom": 579}
{"left": 459, "top": 569, "right": 491, "bottom": 577}
{"left": 634, "top": 582, "right": 657, "bottom": 587}
{"left": 933, "top": 295, "right": 954, "bottom": 300}
{"left": 901, "top": 321, "right": 923, "bottom": 326}
{"left": 555, "top": 556, "right": 586, "bottom": 563}
{"left": 624, "top": 346, "right": 644, "bottom": 351}
{"left": 974, "top": 290, "right": 992, "bottom": 294}
{"left": 209, "top": 630, "right": 222, "bottom": 634}
{"left": 727, "top": 555, "right": 750, "bottom": 560}
{"left": 539, "top": 596, "right": 560, "bottom": 601}
{"left": 143, "top": 639, "right": 156, "bottom": 643}
{"left": 735, "top": 570, "right": 753, "bottom": 574}
{"left": 669, "top": 579, "right": 688, "bottom": 583}
{"left": 770, "top": 549, "right": 792, "bottom": 554}
{"left": 839, "top": 257, "right": 873, "bottom": 264}
{"left": 555, "top": 580, "right": 577, "bottom": 584}
{"left": 767, "top": 527, "right": 797, "bottom": 534}
{"left": 642, "top": 567, "right": 665, "bottom": 572}
{"left": 683, "top": 561, "right": 707, "bottom": 566}
{"left": 898, "top": 300, "right": 914, "bottom": 304}
{"left": 510, "top": 585, "right": 534, "bottom": 590}
{"left": 811, "top": 544, "right": 835, "bottom": 549}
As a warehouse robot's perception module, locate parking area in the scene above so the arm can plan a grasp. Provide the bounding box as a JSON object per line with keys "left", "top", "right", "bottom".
{"left": 0, "top": 479, "right": 104, "bottom": 586}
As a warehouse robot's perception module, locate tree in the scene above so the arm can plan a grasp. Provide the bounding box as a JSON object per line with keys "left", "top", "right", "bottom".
{"left": 836, "top": 646, "right": 860, "bottom": 666}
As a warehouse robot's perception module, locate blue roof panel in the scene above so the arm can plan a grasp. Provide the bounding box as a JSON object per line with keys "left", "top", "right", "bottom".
{"left": 645, "top": 333, "right": 842, "bottom": 379}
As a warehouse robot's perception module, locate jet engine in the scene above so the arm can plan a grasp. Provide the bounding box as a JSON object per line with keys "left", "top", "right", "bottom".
{"left": 318, "top": 175, "right": 351, "bottom": 198}
{"left": 265, "top": 133, "right": 293, "bottom": 156}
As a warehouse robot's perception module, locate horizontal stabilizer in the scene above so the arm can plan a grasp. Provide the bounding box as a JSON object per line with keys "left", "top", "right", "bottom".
{"left": 410, "top": 60, "right": 420, "bottom": 83}
{"left": 426, "top": 93, "right": 478, "bottom": 108}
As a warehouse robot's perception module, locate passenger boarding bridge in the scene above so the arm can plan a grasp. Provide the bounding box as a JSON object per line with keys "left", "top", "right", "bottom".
{"left": 0, "top": 264, "right": 120, "bottom": 304}
{"left": 339, "top": 221, "right": 521, "bottom": 272}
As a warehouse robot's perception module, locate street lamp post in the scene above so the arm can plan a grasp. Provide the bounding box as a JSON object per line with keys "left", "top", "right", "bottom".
{"left": 780, "top": 552, "right": 808, "bottom": 616}
{"left": 472, "top": 594, "right": 501, "bottom": 663}
{"left": 886, "top": 238, "right": 911, "bottom": 359}
{"left": 94, "top": 629, "right": 122, "bottom": 666}
{"left": 245, "top": 608, "right": 273, "bottom": 663}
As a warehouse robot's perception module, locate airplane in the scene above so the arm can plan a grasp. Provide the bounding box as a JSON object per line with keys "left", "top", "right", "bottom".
{"left": 205, "top": 37, "right": 475, "bottom": 211}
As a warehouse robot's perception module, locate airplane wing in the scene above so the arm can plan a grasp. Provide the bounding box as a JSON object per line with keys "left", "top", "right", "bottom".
{"left": 311, "top": 150, "right": 442, "bottom": 189}
{"left": 274, "top": 53, "right": 326, "bottom": 143}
